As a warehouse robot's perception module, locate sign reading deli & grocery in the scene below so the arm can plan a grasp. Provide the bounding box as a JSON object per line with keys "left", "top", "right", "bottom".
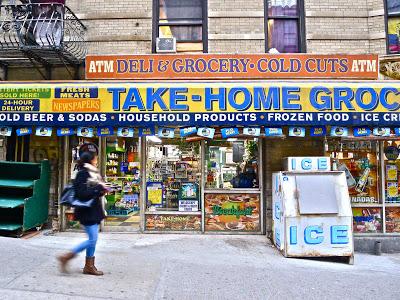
{"left": 1, "top": 81, "right": 400, "bottom": 126}
{"left": 85, "top": 54, "right": 378, "bottom": 80}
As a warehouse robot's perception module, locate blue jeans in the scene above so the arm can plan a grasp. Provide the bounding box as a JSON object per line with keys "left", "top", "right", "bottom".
{"left": 72, "top": 224, "right": 99, "bottom": 257}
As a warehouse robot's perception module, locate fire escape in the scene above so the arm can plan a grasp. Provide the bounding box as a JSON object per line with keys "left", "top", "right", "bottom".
{"left": 0, "top": 1, "right": 87, "bottom": 79}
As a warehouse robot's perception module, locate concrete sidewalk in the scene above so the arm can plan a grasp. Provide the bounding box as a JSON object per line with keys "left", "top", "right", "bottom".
{"left": 0, "top": 232, "right": 399, "bottom": 300}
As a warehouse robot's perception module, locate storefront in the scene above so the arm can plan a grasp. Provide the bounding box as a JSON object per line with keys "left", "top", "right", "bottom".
{"left": 3, "top": 54, "right": 400, "bottom": 240}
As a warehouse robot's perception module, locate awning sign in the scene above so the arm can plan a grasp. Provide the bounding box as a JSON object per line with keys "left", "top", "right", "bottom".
{"left": 197, "top": 127, "right": 215, "bottom": 139}
{"left": 85, "top": 54, "right": 378, "bottom": 80}
{"left": 139, "top": 127, "right": 155, "bottom": 137}
{"left": 265, "top": 128, "right": 283, "bottom": 136}
{"left": 16, "top": 127, "right": 31, "bottom": 136}
{"left": 373, "top": 127, "right": 390, "bottom": 136}
{"left": 77, "top": 127, "right": 94, "bottom": 137}
{"left": 158, "top": 127, "right": 175, "bottom": 138}
{"left": 1, "top": 81, "right": 400, "bottom": 126}
{"left": 35, "top": 127, "right": 52, "bottom": 137}
{"left": 57, "top": 128, "right": 74, "bottom": 136}
{"left": 353, "top": 127, "right": 371, "bottom": 137}
{"left": 310, "top": 126, "right": 326, "bottom": 136}
{"left": 97, "top": 127, "right": 114, "bottom": 136}
{"left": 117, "top": 127, "right": 134, "bottom": 137}
{"left": 0, "top": 126, "right": 12, "bottom": 136}
{"left": 221, "top": 128, "right": 239, "bottom": 138}
{"left": 180, "top": 127, "right": 197, "bottom": 137}
{"left": 331, "top": 126, "right": 349, "bottom": 137}
{"left": 243, "top": 127, "right": 261, "bottom": 136}
{"left": 289, "top": 127, "right": 305, "bottom": 137}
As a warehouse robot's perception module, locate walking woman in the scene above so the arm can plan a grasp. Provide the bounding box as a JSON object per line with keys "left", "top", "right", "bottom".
{"left": 57, "top": 143, "right": 108, "bottom": 275}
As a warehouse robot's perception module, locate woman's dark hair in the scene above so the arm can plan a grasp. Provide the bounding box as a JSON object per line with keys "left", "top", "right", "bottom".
{"left": 77, "top": 151, "right": 95, "bottom": 169}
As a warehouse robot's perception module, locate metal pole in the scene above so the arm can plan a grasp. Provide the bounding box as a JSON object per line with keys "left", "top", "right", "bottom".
{"left": 200, "top": 140, "right": 205, "bottom": 233}
{"left": 59, "top": 135, "right": 69, "bottom": 231}
{"left": 140, "top": 136, "right": 146, "bottom": 232}
{"left": 259, "top": 138, "right": 265, "bottom": 235}
{"left": 99, "top": 136, "right": 106, "bottom": 231}
{"left": 380, "top": 141, "right": 386, "bottom": 234}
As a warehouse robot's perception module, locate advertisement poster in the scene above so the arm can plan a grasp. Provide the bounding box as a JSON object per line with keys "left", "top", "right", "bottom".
{"left": 146, "top": 182, "right": 163, "bottom": 206}
{"left": 387, "top": 182, "right": 399, "bottom": 199}
{"left": 145, "top": 214, "right": 201, "bottom": 231}
{"left": 352, "top": 208, "right": 382, "bottom": 233}
{"left": 386, "top": 165, "right": 398, "bottom": 181}
{"left": 386, "top": 208, "right": 400, "bottom": 233}
{"left": 205, "top": 193, "right": 260, "bottom": 232}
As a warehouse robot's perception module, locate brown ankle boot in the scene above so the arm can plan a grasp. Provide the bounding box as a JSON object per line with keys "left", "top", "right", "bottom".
{"left": 57, "top": 252, "right": 75, "bottom": 273}
{"left": 83, "top": 256, "right": 104, "bottom": 276}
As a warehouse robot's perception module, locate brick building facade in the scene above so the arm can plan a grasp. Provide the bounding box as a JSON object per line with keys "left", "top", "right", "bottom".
{"left": 0, "top": 0, "right": 399, "bottom": 251}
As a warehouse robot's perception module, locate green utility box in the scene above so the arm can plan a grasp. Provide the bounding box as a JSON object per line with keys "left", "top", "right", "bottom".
{"left": 0, "top": 160, "right": 50, "bottom": 235}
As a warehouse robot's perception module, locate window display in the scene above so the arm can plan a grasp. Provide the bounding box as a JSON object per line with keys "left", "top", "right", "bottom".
{"left": 146, "top": 139, "right": 201, "bottom": 212}
{"left": 383, "top": 141, "right": 400, "bottom": 204}
{"left": 204, "top": 193, "right": 261, "bottom": 232}
{"left": 205, "top": 139, "right": 259, "bottom": 189}
{"left": 352, "top": 207, "right": 382, "bottom": 233}
{"left": 104, "top": 137, "right": 141, "bottom": 227}
{"left": 386, "top": 207, "right": 400, "bottom": 233}
{"left": 327, "top": 140, "right": 379, "bottom": 204}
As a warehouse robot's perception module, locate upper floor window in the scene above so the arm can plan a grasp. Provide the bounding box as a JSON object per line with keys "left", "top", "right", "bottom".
{"left": 265, "top": 0, "right": 304, "bottom": 53}
{"left": 387, "top": 0, "right": 400, "bottom": 54}
{"left": 154, "top": 0, "right": 207, "bottom": 53}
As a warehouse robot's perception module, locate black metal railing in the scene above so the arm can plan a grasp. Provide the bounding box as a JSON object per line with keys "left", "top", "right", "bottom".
{"left": 0, "top": 2, "right": 87, "bottom": 64}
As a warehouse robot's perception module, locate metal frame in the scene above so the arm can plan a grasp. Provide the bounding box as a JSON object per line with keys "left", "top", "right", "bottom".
{"left": 264, "top": 0, "right": 306, "bottom": 53}
{"left": 152, "top": 0, "right": 208, "bottom": 53}
{"left": 0, "top": 2, "right": 87, "bottom": 77}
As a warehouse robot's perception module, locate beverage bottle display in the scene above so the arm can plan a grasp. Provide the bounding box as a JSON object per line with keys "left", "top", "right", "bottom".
{"left": 355, "top": 167, "right": 370, "bottom": 193}
{"left": 338, "top": 163, "right": 357, "bottom": 188}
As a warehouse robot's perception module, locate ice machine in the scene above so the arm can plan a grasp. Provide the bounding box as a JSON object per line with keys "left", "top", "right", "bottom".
{"left": 272, "top": 157, "right": 354, "bottom": 264}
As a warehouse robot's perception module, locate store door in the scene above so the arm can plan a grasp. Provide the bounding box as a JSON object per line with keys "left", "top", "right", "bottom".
{"left": 102, "top": 136, "right": 141, "bottom": 232}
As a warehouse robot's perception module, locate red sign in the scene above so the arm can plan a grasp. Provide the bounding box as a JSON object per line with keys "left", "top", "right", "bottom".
{"left": 85, "top": 54, "right": 378, "bottom": 80}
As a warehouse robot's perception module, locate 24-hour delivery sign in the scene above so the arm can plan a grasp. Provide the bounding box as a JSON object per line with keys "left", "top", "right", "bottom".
{"left": 85, "top": 54, "right": 378, "bottom": 80}
{"left": 0, "top": 81, "right": 398, "bottom": 126}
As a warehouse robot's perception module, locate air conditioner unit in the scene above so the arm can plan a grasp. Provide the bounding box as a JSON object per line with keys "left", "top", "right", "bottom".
{"left": 156, "top": 37, "right": 176, "bottom": 53}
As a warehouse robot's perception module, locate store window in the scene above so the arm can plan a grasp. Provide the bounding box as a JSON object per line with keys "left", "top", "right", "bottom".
{"left": 205, "top": 140, "right": 259, "bottom": 189}
{"left": 386, "top": 0, "right": 400, "bottom": 54}
{"left": 104, "top": 137, "right": 141, "bottom": 228}
{"left": 154, "top": 0, "right": 207, "bottom": 53}
{"left": 383, "top": 141, "right": 400, "bottom": 233}
{"left": 145, "top": 137, "right": 202, "bottom": 231}
{"left": 204, "top": 139, "right": 261, "bottom": 233}
{"left": 265, "top": 0, "right": 304, "bottom": 53}
{"left": 327, "top": 139, "right": 400, "bottom": 235}
{"left": 327, "top": 140, "right": 381, "bottom": 234}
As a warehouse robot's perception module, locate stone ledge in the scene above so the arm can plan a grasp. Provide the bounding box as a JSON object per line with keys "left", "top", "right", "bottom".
{"left": 87, "top": 34, "right": 151, "bottom": 42}
{"left": 75, "top": 12, "right": 152, "bottom": 20}
{"left": 354, "top": 236, "right": 400, "bottom": 254}
{"left": 306, "top": 10, "right": 368, "bottom": 18}
{"left": 307, "top": 33, "right": 370, "bottom": 40}
{"left": 209, "top": 11, "right": 264, "bottom": 18}
{"left": 209, "top": 33, "right": 265, "bottom": 40}
{"left": 369, "top": 9, "right": 385, "bottom": 17}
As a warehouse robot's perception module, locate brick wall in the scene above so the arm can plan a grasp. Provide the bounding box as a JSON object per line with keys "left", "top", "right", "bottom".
{"left": 305, "top": 0, "right": 386, "bottom": 54}
{"left": 208, "top": 0, "right": 264, "bottom": 53}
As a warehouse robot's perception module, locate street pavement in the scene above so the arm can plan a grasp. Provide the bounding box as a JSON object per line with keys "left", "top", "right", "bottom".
{"left": 0, "top": 232, "right": 399, "bottom": 300}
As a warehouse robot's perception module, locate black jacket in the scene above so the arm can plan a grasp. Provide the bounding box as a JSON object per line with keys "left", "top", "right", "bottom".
{"left": 73, "top": 167, "right": 106, "bottom": 226}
